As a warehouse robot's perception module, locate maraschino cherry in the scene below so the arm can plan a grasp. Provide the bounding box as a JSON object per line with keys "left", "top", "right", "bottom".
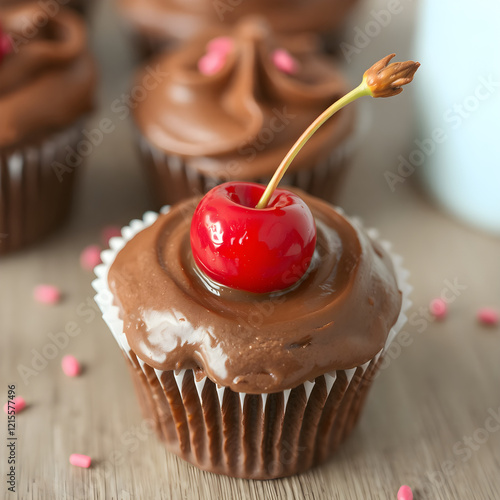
{"left": 190, "top": 183, "right": 316, "bottom": 294}
{"left": 190, "top": 54, "right": 420, "bottom": 294}
{"left": 0, "top": 23, "right": 12, "bottom": 63}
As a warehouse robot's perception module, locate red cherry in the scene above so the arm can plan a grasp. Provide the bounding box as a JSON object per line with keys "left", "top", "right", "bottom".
{"left": 190, "top": 182, "right": 317, "bottom": 294}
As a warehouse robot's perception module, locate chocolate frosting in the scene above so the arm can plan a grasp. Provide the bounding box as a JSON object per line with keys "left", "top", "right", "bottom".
{"left": 108, "top": 192, "right": 402, "bottom": 394}
{"left": 0, "top": 3, "right": 96, "bottom": 148}
{"left": 118, "top": 0, "right": 359, "bottom": 43}
{"left": 133, "top": 18, "right": 355, "bottom": 180}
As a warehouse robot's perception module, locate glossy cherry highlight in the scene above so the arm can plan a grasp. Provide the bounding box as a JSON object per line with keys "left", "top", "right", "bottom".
{"left": 190, "top": 182, "right": 316, "bottom": 294}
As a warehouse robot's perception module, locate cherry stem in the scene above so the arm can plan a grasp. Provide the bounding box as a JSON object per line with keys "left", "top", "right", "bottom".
{"left": 256, "top": 80, "right": 371, "bottom": 209}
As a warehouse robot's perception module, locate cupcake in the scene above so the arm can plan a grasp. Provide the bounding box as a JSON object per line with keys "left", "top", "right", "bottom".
{"left": 93, "top": 185, "right": 411, "bottom": 478}
{"left": 0, "top": 2, "right": 96, "bottom": 255}
{"left": 117, "top": 0, "right": 360, "bottom": 56}
{"left": 94, "top": 54, "right": 418, "bottom": 478}
{"left": 133, "top": 18, "right": 357, "bottom": 207}
{"left": 0, "top": 0, "right": 94, "bottom": 18}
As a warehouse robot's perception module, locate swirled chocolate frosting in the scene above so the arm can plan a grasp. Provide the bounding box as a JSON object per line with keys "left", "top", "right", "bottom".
{"left": 108, "top": 192, "right": 402, "bottom": 394}
{"left": 133, "top": 18, "right": 355, "bottom": 180}
{"left": 118, "top": 0, "right": 359, "bottom": 43}
{"left": 0, "top": 2, "right": 96, "bottom": 148}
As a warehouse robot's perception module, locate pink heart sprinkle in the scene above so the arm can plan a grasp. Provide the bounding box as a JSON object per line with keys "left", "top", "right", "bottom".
{"left": 3, "top": 397, "right": 26, "bottom": 415}
{"left": 69, "top": 454, "right": 92, "bottom": 468}
{"left": 34, "top": 284, "right": 61, "bottom": 305}
{"left": 206, "top": 36, "right": 233, "bottom": 55}
{"left": 198, "top": 51, "right": 227, "bottom": 76}
{"left": 80, "top": 244, "right": 102, "bottom": 271}
{"left": 272, "top": 49, "right": 298, "bottom": 75}
{"left": 62, "top": 355, "right": 81, "bottom": 377}
{"left": 429, "top": 298, "right": 447, "bottom": 320}
{"left": 477, "top": 307, "right": 499, "bottom": 326}
{"left": 397, "top": 485, "right": 413, "bottom": 500}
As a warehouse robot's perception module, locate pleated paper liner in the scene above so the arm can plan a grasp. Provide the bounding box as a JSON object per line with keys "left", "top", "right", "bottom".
{"left": 65, "top": 0, "right": 96, "bottom": 18}
{"left": 93, "top": 207, "right": 412, "bottom": 479}
{"left": 123, "top": 27, "right": 355, "bottom": 60}
{"left": 0, "top": 122, "right": 84, "bottom": 256}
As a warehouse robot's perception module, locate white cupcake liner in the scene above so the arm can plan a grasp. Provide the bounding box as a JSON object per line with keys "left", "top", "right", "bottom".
{"left": 0, "top": 122, "right": 84, "bottom": 255}
{"left": 92, "top": 206, "right": 412, "bottom": 478}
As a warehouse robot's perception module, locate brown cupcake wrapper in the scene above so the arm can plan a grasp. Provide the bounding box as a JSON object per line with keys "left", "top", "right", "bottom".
{"left": 126, "top": 28, "right": 173, "bottom": 60}
{"left": 127, "top": 351, "right": 383, "bottom": 479}
{"left": 93, "top": 207, "right": 412, "bottom": 479}
{"left": 136, "top": 128, "right": 360, "bottom": 208}
{"left": 0, "top": 123, "right": 84, "bottom": 256}
{"left": 123, "top": 27, "right": 352, "bottom": 59}
{"left": 58, "top": 0, "right": 94, "bottom": 17}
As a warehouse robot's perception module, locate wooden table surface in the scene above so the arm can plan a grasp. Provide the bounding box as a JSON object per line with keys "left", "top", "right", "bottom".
{"left": 1, "top": 1, "right": 499, "bottom": 499}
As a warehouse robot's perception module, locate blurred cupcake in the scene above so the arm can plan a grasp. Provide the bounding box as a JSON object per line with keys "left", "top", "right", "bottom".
{"left": 132, "top": 18, "right": 357, "bottom": 207}
{"left": 93, "top": 188, "right": 411, "bottom": 479}
{"left": 0, "top": 0, "right": 95, "bottom": 18}
{"left": 0, "top": 3, "right": 96, "bottom": 255}
{"left": 117, "top": 0, "right": 359, "bottom": 56}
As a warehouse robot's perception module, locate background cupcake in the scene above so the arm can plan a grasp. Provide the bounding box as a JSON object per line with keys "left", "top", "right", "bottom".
{"left": 0, "top": 2, "right": 96, "bottom": 255}
{"left": 133, "top": 18, "right": 357, "bottom": 207}
{"left": 117, "top": 0, "right": 360, "bottom": 57}
{"left": 93, "top": 190, "right": 411, "bottom": 479}
{"left": 0, "top": 0, "right": 95, "bottom": 18}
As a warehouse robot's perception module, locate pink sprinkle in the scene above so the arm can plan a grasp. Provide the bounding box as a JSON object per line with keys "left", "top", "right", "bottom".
{"left": 69, "top": 454, "right": 92, "bottom": 468}
{"left": 430, "top": 298, "right": 447, "bottom": 320}
{"left": 477, "top": 307, "right": 499, "bottom": 326}
{"left": 80, "top": 244, "right": 102, "bottom": 271}
{"left": 272, "top": 49, "right": 298, "bottom": 75}
{"left": 198, "top": 51, "right": 227, "bottom": 76}
{"left": 206, "top": 36, "right": 233, "bottom": 55}
{"left": 101, "top": 225, "right": 121, "bottom": 246}
{"left": 34, "top": 284, "right": 61, "bottom": 305}
{"left": 3, "top": 397, "right": 26, "bottom": 415}
{"left": 397, "top": 485, "right": 413, "bottom": 500}
{"left": 62, "top": 355, "right": 81, "bottom": 377}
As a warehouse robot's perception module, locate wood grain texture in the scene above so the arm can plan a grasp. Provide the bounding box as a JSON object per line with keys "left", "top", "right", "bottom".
{"left": 1, "top": 0, "right": 499, "bottom": 498}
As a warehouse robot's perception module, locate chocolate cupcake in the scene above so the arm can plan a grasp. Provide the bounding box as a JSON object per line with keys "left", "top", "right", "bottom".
{"left": 133, "top": 18, "right": 357, "bottom": 207}
{"left": 0, "top": 0, "right": 94, "bottom": 18}
{"left": 0, "top": 2, "right": 96, "bottom": 255}
{"left": 93, "top": 188, "right": 411, "bottom": 479}
{"left": 117, "top": 0, "right": 359, "bottom": 56}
